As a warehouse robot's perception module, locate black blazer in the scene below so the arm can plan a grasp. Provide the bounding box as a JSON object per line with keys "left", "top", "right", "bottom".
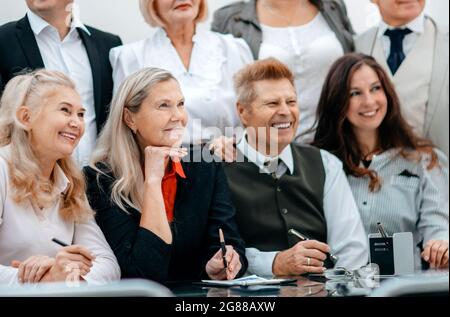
{"left": 83, "top": 152, "right": 248, "bottom": 283}
{"left": 0, "top": 15, "right": 122, "bottom": 132}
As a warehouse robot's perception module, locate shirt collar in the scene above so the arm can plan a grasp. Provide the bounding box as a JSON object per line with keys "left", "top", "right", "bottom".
{"left": 158, "top": 26, "right": 208, "bottom": 46}
{"left": 164, "top": 160, "right": 186, "bottom": 179}
{"left": 27, "top": 10, "right": 49, "bottom": 35}
{"left": 236, "top": 130, "right": 294, "bottom": 175}
{"left": 378, "top": 12, "right": 425, "bottom": 37}
{"left": 27, "top": 9, "right": 91, "bottom": 37}
{"left": 71, "top": 10, "right": 91, "bottom": 36}
{"left": 53, "top": 163, "right": 70, "bottom": 195}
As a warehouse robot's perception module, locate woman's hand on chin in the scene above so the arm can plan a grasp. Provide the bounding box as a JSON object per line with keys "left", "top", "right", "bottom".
{"left": 144, "top": 146, "right": 188, "bottom": 184}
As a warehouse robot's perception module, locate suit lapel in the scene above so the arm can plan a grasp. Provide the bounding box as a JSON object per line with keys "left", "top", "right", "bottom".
{"left": 358, "top": 27, "right": 393, "bottom": 79}
{"left": 356, "top": 27, "right": 377, "bottom": 55}
{"left": 372, "top": 35, "right": 394, "bottom": 80}
{"left": 425, "top": 17, "right": 449, "bottom": 134}
{"left": 15, "top": 16, "right": 45, "bottom": 69}
{"left": 78, "top": 28, "right": 102, "bottom": 119}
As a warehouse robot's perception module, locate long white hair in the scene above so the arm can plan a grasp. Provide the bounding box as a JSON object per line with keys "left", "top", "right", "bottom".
{"left": 90, "top": 67, "right": 177, "bottom": 212}
{"left": 0, "top": 70, "right": 93, "bottom": 222}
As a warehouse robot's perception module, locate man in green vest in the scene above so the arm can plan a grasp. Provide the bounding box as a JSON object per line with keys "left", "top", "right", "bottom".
{"left": 223, "top": 58, "right": 368, "bottom": 277}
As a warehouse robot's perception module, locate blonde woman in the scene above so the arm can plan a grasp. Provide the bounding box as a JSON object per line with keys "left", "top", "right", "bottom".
{"left": 84, "top": 68, "right": 247, "bottom": 283}
{"left": 0, "top": 70, "right": 120, "bottom": 285}
{"left": 110, "top": 0, "right": 253, "bottom": 144}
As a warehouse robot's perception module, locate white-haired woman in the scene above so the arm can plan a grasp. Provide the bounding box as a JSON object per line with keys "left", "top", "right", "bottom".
{"left": 0, "top": 70, "right": 120, "bottom": 286}
{"left": 84, "top": 67, "right": 247, "bottom": 283}
{"left": 110, "top": 0, "right": 253, "bottom": 144}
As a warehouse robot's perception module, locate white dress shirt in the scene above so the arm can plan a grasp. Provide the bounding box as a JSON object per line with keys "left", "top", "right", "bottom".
{"left": 110, "top": 26, "right": 253, "bottom": 144}
{"left": 236, "top": 133, "right": 369, "bottom": 276}
{"left": 27, "top": 10, "right": 97, "bottom": 167}
{"left": 259, "top": 13, "right": 344, "bottom": 143}
{"left": 0, "top": 145, "right": 120, "bottom": 285}
{"left": 378, "top": 12, "right": 425, "bottom": 59}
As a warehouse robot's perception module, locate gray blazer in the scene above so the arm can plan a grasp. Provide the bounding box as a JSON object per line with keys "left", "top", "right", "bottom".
{"left": 211, "top": 0, "right": 355, "bottom": 59}
{"left": 355, "top": 17, "right": 449, "bottom": 156}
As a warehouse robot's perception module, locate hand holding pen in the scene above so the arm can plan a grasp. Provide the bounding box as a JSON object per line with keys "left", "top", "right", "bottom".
{"left": 42, "top": 238, "right": 96, "bottom": 282}
{"left": 272, "top": 229, "right": 333, "bottom": 276}
{"left": 219, "top": 228, "right": 228, "bottom": 269}
{"left": 288, "top": 229, "right": 339, "bottom": 264}
{"left": 205, "top": 228, "right": 242, "bottom": 280}
{"left": 11, "top": 238, "right": 96, "bottom": 283}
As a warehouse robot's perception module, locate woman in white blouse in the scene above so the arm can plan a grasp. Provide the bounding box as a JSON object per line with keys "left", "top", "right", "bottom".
{"left": 110, "top": 0, "right": 253, "bottom": 144}
{"left": 212, "top": 0, "right": 354, "bottom": 143}
{"left": 0, "top": 70, "right": 120, "bottom": 286}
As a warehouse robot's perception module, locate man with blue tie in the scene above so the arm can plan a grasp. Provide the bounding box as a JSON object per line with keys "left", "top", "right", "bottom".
{"left": 356, "top": 0, "right": 449, "bottom": 156}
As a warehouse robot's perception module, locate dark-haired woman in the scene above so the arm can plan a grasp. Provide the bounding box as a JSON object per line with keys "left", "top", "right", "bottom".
{"left": 313, "top": 53, "right": 449, "bottom": 269}
{"left": 212, "top": 0, "right": 354, "bottom": 143}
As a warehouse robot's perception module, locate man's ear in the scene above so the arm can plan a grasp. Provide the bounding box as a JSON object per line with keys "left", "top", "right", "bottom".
{"left": 237, "top": 102, "right": 250, "bottom": 127}
{"left": 16, "top": 106, "right": 32, "bottom": 130}
{"left": 123, "top": 108, "right": 136, "bottom": 133}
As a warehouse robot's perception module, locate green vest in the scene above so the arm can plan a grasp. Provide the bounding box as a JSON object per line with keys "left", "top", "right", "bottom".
{"left": 224, "top": 145, "right": 326, "bottom": 252}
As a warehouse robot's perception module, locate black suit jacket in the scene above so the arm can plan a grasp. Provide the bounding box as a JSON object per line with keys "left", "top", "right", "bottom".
{"left": 83, "top": 152, "right": 248, "bottom": 283}
{"left": 0, "top": 15, "right": 122, "bottom": 132}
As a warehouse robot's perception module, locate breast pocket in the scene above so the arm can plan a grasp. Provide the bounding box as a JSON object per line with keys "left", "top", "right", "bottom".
{"left": 390, "top": 173, "right": 421, "bottom": 192}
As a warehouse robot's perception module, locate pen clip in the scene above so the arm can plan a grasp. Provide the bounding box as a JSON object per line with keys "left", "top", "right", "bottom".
{"left": 376, "top": 222, "right": 388, "bottom": 238}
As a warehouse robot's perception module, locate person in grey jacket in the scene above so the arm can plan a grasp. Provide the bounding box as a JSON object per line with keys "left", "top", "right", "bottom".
{"left": 212, "top": 0, "right": 355, "bottom": 143}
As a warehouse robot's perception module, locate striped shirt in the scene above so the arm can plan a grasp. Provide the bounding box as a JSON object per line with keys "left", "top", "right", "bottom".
{"left": 348, "top": 148, "right": 449, "bottom": 267}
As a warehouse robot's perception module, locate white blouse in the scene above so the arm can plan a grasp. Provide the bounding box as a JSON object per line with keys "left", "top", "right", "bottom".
{"left": 110, "top": 27, "right": 254, "bottom": 144}
{"left": 259, "top": 13, "right": 344, "bottom": 143}
{"left": 0, "top": 146, "right": 120, "bottom": 286}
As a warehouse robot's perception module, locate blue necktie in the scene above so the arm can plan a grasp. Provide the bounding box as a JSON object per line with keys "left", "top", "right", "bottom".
{"left": 384, "top": 28, "right": 413, "bottom": 75}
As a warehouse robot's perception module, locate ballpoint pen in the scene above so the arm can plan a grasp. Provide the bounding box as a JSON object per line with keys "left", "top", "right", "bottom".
{"left": 376, "top": 222, "right": 388, "bottom": 238}
{"left": 219, "top": 228, "right": 228, "bottom": 269}
{"left": 288, "top": 228, "right": 339, "bottom": 264}
{"left": 52, "top": 237, "right": 69, "bottom": 247}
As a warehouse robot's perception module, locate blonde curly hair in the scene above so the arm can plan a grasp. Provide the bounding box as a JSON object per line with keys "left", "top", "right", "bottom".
{"left": 0, "top": 70, "right": 93, "bottom": 222}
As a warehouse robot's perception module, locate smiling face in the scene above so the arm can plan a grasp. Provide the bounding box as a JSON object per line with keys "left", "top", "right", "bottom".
{"left": 154, "top": 0, "right": 201, "bottom": 25}
{"left": 371, "top": 0, "right": 426, "bottom": 26}
{"left": 346, "top": 64, "right": 388, "bottom": 140}
{"left": 25, "top": 86, "right": 85, "bottom": 162}
{"left": 124, "top": 79, "right": 188, "bottom": 149}
{"left": 238, "top": 79, "right": 299, "bottom": 155}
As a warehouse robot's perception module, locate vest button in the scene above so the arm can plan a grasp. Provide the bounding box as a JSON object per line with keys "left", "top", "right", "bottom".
{"left": 281, "top": 208, "right": 288, "bottom": 215}
{"left": 277, "top": 187, "right": 282, "bottom": 192}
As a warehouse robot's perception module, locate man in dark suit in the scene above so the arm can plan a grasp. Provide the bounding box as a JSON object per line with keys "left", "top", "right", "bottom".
{"left": 0, "top": 0, "right": 122, "bottom": 166}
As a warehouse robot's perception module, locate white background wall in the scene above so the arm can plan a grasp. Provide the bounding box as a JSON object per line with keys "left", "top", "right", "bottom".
{"left": 0, "top": 0, "right": 448, "bottom": 44}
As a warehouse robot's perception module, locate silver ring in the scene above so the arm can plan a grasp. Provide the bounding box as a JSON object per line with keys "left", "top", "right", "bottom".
{"left": 307, "top": 257, "right": 311, "bottom": 266}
